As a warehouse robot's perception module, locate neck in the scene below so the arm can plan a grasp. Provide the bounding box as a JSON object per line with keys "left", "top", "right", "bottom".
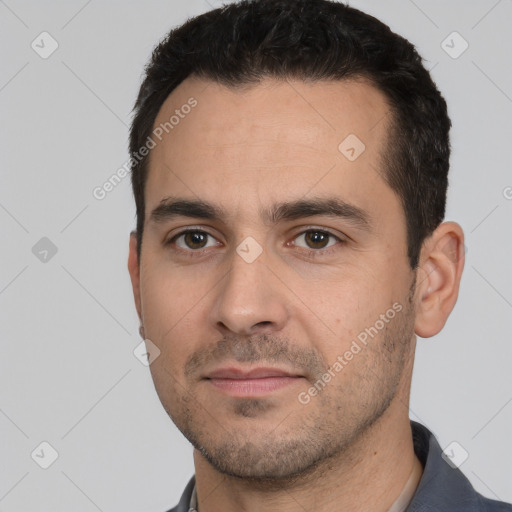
{"left": 192, "top": 396, "right": 422, "bottom": 512}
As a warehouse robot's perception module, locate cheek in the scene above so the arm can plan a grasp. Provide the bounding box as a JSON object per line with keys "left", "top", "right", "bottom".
{"left": 298, "top": 268, "right": 400, "bottom": 356}
{"left": 139, "top": 261, "right": 213, "bottom": 368}
{"left": 140, "top": 258, "right": 206, "bottom": 323}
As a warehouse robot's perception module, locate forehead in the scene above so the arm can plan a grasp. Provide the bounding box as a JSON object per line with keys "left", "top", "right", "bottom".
{"left": 145, "top": 76, "right": 396, "bottom": 224}
{"left": 152, "top": 75, "right": 389, "bottom": 148}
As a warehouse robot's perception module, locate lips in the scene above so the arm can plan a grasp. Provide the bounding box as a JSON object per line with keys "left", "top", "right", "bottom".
{"left": 206, "top": 367, "right": 297, "bottom": 379}
{"left": 205, "top": 367, "right": 303, "bottom": 397}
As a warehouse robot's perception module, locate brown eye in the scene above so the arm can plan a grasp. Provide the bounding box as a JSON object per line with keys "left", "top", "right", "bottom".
{"left": 304, "top": 231, "right": 330, "bottom": 249}
{"left": 169, "top": 230, "right": 219, "bottom": 251}
{"left": 183, "top": 231, "right": 208, "bottom": 249}
{"left": 292, "top": 229, "right": 341, "bottom": 253}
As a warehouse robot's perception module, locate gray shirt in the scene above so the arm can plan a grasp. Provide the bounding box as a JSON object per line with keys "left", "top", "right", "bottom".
{"left": 165, "top": 421, "right": 512, "bottom": 512}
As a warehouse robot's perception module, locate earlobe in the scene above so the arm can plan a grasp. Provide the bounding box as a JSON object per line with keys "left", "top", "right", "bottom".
{"left": 128, "top": 231, "right": 143, "bottom": 323}
{"left": 414, "top": 222, "right": 465, "bottom": 338}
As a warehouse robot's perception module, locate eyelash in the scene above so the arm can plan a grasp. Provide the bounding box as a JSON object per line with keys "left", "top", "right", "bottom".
{"left": 164, "top": 227, "right": 345, "bottom": 259}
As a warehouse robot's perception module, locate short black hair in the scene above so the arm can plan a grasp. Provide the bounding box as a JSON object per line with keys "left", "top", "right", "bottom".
{"left": 129, "top": 0, "right": 451, "bottom": 269}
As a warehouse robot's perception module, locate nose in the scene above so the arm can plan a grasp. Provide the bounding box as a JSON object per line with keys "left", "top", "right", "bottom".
{"left": 210, "top": 245, "right": 290, "bottom": 337}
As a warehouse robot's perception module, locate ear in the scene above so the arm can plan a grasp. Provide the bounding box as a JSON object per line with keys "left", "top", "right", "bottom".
{"left": 128, "top": 230, "right": 143, "bottom": 323}
{"left": 414, "top": 221, "right": 465, "bottom": 338}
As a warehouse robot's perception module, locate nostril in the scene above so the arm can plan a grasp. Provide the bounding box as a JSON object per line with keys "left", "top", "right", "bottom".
{"left": 255, "top": 321, "right": 272, "bottom": 328}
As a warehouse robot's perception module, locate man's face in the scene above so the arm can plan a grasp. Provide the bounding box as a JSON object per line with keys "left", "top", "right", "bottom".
{"left": 130, "top": 77, "right": 418, "bottom": 480}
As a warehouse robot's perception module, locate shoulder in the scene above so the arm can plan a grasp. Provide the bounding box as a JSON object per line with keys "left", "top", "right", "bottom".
{"left": 478, "top": 495, "right": 512, "bottom": 512}
{"left": 409, "top": 421, "right": 512, "bottom": 511}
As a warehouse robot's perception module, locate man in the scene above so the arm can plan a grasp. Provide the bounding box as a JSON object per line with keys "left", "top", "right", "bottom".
{"left": 127, "top": 0, "right": 512, "bottom": 510}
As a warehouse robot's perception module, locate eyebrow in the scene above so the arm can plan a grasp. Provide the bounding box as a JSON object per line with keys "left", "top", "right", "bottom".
{"left": 149, "top": 196, "right": 372, "bottom": 230}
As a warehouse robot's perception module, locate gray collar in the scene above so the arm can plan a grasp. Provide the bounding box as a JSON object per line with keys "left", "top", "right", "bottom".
{"left": 188, "top": 484, "right": 198, "bottom": 512}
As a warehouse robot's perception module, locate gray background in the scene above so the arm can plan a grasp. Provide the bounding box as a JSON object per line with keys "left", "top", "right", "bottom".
{"left": 1, "top": 0, "right": 511, "bottom": 510}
